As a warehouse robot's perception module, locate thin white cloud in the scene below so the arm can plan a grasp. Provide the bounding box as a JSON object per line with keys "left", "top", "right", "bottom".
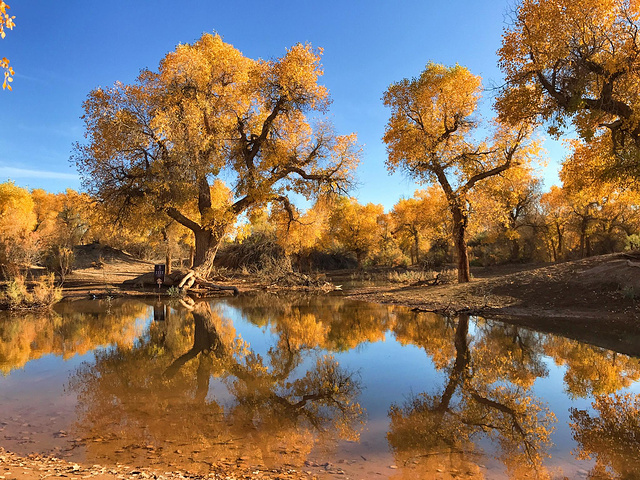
{"left": 0, "top": 166, "right": 79, "bottom": 181}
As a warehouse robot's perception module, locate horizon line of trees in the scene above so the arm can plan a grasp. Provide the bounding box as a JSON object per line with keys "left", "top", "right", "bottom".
{"left": 1, "top": 169, "right": 638, "bottom": 279}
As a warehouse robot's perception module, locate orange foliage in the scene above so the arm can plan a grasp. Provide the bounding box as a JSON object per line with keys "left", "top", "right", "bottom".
{"left": 498, "top": 0, "right": 640, "bottom": 180}
{"left": 383, "top": 63, "right": 538, "bottom": 281}
{"left": 0, "top": 1, "right": 14, "bottom": 90}
{"left": 74, "top": 34, "right": 360, "bottom": 276}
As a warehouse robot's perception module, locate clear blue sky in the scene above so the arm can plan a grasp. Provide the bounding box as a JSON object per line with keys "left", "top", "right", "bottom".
{"left": 0, "top": 0, "right": 566, "bottom": 210}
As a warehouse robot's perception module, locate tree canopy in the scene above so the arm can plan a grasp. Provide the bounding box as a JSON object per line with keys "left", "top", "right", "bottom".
{"left": 498, "top": 0, "right": 640, "bottom": 181}
{"left": 383, "top": 62, "right": 537, "bottom": 282}
{"left": 74, "top": 33, "right": 360, "bottom": 277}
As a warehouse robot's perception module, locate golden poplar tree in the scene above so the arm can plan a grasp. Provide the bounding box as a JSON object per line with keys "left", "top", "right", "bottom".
{"left": 74, "top": 34, "right": 360, "bottom": 279}
{"left": 498, "top": 0, "right": 640, "bottom": 180}
{"left": 383, "top": 63, "right": 536, "bottom": 282}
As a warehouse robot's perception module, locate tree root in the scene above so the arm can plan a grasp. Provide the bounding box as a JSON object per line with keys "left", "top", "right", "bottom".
{"left": 177, "top": 270, "right": 239, "bottom": 296}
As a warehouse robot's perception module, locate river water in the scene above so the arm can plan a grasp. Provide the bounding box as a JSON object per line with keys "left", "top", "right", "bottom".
{"left": 1, "top": 294, "right": 639, "bottom": 479}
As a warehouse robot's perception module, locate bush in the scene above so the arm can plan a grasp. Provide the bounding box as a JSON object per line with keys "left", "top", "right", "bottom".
{"left": 626, "top": 234, "right": 640, "bottom": 251}
{"left": 216, "top": 233, "right": 286, "bottom": 270}
{"left": 1, "top": 273, "right": 62, "bottom": 309}
{"left": 44, "top": 246, "right": 74, "bottom": 281}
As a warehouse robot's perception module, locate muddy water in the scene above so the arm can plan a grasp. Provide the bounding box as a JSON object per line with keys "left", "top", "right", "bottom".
{"left": 1, "top": 294, "right": 639, "bottom": 479}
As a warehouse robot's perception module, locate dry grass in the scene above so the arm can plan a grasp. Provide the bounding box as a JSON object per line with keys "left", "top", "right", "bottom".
{"left": 1, "top": 274, "right": 63, "bottom": 309}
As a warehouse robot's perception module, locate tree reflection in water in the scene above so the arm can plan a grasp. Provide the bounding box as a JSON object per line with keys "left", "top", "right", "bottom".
{"left": 68, "top": 298, "right": 363, "bottom": 473}
{"left": 570, "top": 393, "right": 640, "bottom": 479}
{"left": 389, "top": 313, "right": 556, "bottom": 479}
{"left": 0, "top": 299, "right": 146, "bottom": 375}
{"left": 4, "top": 295, "right": 639, "bottom": 477}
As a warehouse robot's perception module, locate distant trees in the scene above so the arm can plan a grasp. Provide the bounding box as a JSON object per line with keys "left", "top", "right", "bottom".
{"left": 0, "top": 182, "right": 37, "bottom": 276}
{"left": 74, "top": 33, "right": 360, "bottom": 279}
{"left": 327, "top": 197, "right": 385, "bottom": 268}
{"left": 383, "top": 63, "right": 538, "bottom": 282}
{"left": 389, "top": 186, "right": 449, "bottom": 266}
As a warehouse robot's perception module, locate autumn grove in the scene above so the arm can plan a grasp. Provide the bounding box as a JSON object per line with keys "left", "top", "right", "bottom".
{"left": 2, "top": 0, "right": 640, "bottom": 287}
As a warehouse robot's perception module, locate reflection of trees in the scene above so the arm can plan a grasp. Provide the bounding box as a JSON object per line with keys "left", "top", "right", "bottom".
{"left": 0, "top": 299, "right": 145, "bottom": 374}
{"left": 544, "top": 337, "right": 640, "bottom": 399}
{"left": 226, "top": 293, "right": 396, "bottom": 351}
{"left": 68, "top": 299, "right": 363, "bottom": 472}
{"left": 570, "top": 393, "right": 640, "bottom": 479}
{"left": 389, "top": 313, "right": 555, "bottom": 479}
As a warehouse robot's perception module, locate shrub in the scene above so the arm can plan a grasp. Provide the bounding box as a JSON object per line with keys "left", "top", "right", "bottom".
{"left": 1, "top": 273, "right": 62, "bottom": 309}
{"left": 44, "top": 246, "right": 74, "bottom": 281}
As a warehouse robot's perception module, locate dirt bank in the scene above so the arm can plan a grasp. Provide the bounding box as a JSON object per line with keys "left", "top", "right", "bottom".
{"left": 344, "top": 251, "right": 640, "bottom": 356}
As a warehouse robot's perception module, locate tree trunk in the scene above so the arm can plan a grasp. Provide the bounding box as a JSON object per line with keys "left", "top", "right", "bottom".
{"left": 165, "top": 245, "right": 172, "bottom": 276}
{"left": 556, "top": 224, "right": 563, "bottom": 261}
{"left": 452, "top": 207, "right": 471, "bottom": 283}
{"left": 437, "top": 314, "right": 470, "bottom": 412}
{"left": 413, "top": 230, "right": 420, "bottom": 265}
{"left": 192, "top": 228, "right": 224, "bottom": 277}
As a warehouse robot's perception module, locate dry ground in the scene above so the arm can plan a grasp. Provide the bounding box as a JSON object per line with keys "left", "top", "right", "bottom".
{"left": 0, "top": 447, "right": 311, "bottom": 480}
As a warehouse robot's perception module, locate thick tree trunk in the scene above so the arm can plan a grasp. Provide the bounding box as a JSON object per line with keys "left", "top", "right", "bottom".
{"left": 192, "top": 228, "right": 223, "bottom": 278}
{"left": 452, "top": 207, "right": 471, "bottom": 283}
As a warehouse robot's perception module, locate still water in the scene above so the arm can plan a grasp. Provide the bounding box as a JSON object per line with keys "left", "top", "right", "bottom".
{"left": 1, "top": 294, "right": 639, "bottom": 479}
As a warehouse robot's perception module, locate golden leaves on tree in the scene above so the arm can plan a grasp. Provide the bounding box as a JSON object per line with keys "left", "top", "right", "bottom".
{"left": 0, "top": 1, "right": 14, "bottom": 90}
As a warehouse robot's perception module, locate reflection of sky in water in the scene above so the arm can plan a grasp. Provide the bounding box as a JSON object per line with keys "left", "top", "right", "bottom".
{"left": 1, "top": 297, "right": 639, "bottom": 478}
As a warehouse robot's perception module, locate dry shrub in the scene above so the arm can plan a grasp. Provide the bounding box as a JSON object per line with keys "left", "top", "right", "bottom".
{"left": 1, "top": 273, "right": 62, "bottom": 309}
{"left": 383, "top": 268, "right": 457, "bottom": 285}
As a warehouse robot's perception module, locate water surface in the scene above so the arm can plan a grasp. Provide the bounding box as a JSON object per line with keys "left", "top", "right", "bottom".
{"left": 1, "top": 294, "right": 639, "bottom": 479}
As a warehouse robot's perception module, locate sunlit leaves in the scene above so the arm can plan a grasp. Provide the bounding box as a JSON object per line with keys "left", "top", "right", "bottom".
{"left": 0, "top": 1, "right": 14, "bottom": 91}
{"left": 327, "top": 197, "right": 385, "bottom": 267}
{"left": 0, "top": 181, "right": 37, "bottom": 273}
{"left": 390, "top": 186, "right": 449, "bottom": 265}
{"left": 498, "top": 0, "right": 640, "bottom": 181}
{"left": 75, "top": 33, "right": 360, "bottom": 274}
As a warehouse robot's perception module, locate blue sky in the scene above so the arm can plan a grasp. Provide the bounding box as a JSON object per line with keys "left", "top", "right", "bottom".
{"left": 0, "top": 0, "right": 566, "bottom": 210}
